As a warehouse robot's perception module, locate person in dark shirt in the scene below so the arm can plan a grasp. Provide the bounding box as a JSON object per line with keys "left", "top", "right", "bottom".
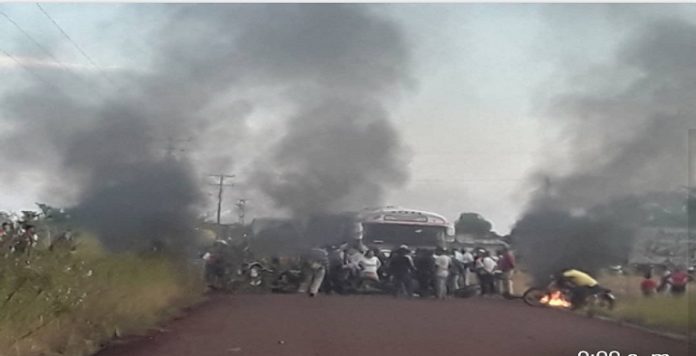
{"left": 414, "top": 248, "right": 435, "bottom": 297}
{"left": 389, "top": 245, "right": 416, "bottom": 298}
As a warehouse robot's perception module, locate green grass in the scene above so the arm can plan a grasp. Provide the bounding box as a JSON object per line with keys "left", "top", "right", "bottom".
{"left": 596, "top": 273, "right": 695, "bottom": 336}
{"left": 0, "top": 238, "right": 205, "bottom": 356}
{"left": 605, "top": 293, "right": 695, "bottom": 336}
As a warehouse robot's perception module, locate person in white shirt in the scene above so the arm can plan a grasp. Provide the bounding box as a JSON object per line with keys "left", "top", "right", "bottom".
{"left": 449, "top": 249, "right": 464, "bottom": 292}
{"left": 359, "top": 249, "right": 382, "bottom": 281}
{"left": 478, "top": 251, "right": 498, "bottom": 295}
{"left": 433, "top": 248, "right": 452, "bottom": 299}
{"left": 460, "top": 249, "right": 474, "bottom": 286}
{"left": 344, "top": 247, "right": 363, "bottom": 278}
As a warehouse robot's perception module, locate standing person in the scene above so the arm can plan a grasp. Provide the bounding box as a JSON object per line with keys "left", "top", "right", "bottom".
{"left": 414, "top": 249, "right": 435, "bottom": 297}
{"left": 298, "top": 246, "right": 329, "bottom": 297}
{"left": 389, "top": 245, "right": 416, "bottom": 298}
{"left": 433, "top": 247, "right": 452, "bottom": 299}
{"left": 496, "top": 247, "right": 516, "bottom": 296}
{"left": 477, "top": 251, "right": 497, "bottom": 296}
{"left": 0, "top": 222, "right": 13, "bottom": 255}
{"left": 344, "top": 247, "right": 363, "bottom": 280}
{"left": 326, "top": 245, "right": 345, "bottom": 294}
{"left": 668, "top": 267, "right": 690, "bottom": 296}
{"left": 359, "top": 249, "right": 382, "bottom": 282}
{"left": 460, "top": 248, "right": 474, "bottom": 286}
{"left": 640, "top": 272, "right": 657, "bottom": 296}
{"left": 13, "top": 225, "right": 38, "bottom": 257}
{"left": 657, "top": 266, "right": 673, "bottom": 293}
{"left": 449, "top": 248, "right": 463, "bottom": 293}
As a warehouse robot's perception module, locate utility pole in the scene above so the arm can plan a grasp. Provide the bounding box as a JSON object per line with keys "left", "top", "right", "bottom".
{"left": 209, "top": 174, "right": 235, "bottom": 225}
{"left": 235, "top": 199, "right": 248, "bottom": 225}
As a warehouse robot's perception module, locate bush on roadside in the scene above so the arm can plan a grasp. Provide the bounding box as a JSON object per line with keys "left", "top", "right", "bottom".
{"left": 0, "top": 237, "right": 204, "bottom": 356}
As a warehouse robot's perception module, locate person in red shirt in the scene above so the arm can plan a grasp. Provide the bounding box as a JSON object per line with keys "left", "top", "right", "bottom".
{"left": 496, "top": 247, "right": 516, "bottom": 296}
{"left": 668, "top": 267, "right": 690, "bottom": 296}
{"left": 640, "top": 272, "right": 657, "bottom": 296}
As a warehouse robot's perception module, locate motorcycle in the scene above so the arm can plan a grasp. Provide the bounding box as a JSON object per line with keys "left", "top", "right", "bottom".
{"left": 235, "top": 261, "right": 275, "bottom": 292}
{"left": 523, "top": 281, "right": 615, "bottom": 316}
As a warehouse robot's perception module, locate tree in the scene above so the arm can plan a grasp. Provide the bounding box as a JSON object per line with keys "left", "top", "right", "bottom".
{"left": 455, "top": 212, "right": 492, "bottom": 237}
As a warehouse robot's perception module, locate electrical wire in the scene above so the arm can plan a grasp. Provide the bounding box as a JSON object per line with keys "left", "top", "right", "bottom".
{"left": 35, "top": 3, "right": 118, "bottom": 88}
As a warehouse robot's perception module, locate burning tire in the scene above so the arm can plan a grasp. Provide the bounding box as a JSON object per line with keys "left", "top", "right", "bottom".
{"left": 522, "top": 287, "right": 548, "bottom": 307}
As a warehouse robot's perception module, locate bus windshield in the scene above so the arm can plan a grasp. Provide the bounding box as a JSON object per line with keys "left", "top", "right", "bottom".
{"left": 363, "top": 223, "right": 445, "bottom": 247}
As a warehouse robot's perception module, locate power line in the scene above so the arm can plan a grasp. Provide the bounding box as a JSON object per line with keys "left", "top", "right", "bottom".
{"left": 0, "top": 47, "right": 59, "bottom": 90}
{"left": 0, "top": 10, "right": 86, "bottom": 84}
{"left": 35, "top": 3, "right": 117, "bottom": 88}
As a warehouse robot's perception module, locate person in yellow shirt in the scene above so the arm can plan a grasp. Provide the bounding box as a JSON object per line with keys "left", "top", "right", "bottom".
{"left": 555, "top": 268, "right": 604, "bottom": 309}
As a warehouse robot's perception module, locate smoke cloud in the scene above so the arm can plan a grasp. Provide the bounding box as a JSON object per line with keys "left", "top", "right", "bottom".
{"left": 0, "top": 4, "right": 411, "bottom": 251}
{"left": 243, "top": 5, "right": 412, "bottom": 218}
{"left": 514, "top": 17, "right": 696, "bottom": 280}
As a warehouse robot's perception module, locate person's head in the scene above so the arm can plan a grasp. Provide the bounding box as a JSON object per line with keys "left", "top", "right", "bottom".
{"left": 2, "top": 222, "right": 10, "bottom": 232}
{"left": 25, "top": 225, "right": 35, "bottom": 233}
{"left": 643, "top": 271, "right": 653, "bottom": 279}
{"left": 398, "top": 245, "right": 410, "bottom": 254}
{"left": 365, "top": 249, "right": 375, "bottom": 258}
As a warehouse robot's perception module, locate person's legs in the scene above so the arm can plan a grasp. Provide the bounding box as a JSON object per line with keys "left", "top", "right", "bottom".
{"left": 570, "top": 286, "right": 590, "bottom": 309}
{"left": 671, "top": 285, "right": 686, "bottom": 296}
{"left": 486, "top": 276, "right": 496, "bottom": 296}
{"left": 298, "top": 267, "right": 313, "bottom": 293}
{"left": 462, "top": 268, "right": 470, "bottom": 286}
{"left": 499, "top": 271, "right": 514, "bottom": 295}
{"left": 448, "top": 271, "right": 459, "bottom": 293}
{"left": 309, "top": 267, "right": 326, "bottom": 296}
{"left": 435, "top": 276, "right": 447, "bottom": 299}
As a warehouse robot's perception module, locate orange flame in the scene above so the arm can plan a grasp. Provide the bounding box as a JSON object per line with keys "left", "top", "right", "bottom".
{"left": 540, "top": 291, "right": 572, "bottom": 308}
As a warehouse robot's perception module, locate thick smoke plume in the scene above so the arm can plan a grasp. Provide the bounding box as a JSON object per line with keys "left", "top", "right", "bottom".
{"left": 0, "top": 5, "right": 410, "bottom": 251}
{"left": 514, "top": 18, "right": 696, "bottom": 280}
{"left": 246, "top": 5, "right": 411, "bottom": 218}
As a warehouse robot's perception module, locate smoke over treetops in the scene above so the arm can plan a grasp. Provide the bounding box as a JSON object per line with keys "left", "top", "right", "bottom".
{"left": 0, "top": 4, "right": 412, "bottom": 251}
{"left": 514, "top": 17, "right": 696, "bottom": 280}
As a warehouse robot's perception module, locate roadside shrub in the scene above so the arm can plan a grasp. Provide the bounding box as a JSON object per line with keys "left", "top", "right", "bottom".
{"left": 0, "top": 238, "right": 204, "bottom": 356}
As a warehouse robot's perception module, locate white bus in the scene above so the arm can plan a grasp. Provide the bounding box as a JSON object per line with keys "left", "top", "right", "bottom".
{"left": 356, "top": 206, "right": 455, "bottom": 255}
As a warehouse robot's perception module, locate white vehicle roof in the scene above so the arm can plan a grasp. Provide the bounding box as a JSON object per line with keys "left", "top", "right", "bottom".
{"left": 358, "top": 206, "right": 450, "bottom": 227}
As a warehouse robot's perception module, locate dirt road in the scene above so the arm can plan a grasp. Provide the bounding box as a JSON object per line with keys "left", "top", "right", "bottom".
{"left": 97, "top": 294, "right": 690, "bottom": 356}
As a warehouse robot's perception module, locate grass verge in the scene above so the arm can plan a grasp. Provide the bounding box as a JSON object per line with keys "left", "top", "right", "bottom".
{"left": 602, "top": 293, "right": 695, "bottom": 337}
{"left": 0, "top": 239, "right": 204, "bottom": 356}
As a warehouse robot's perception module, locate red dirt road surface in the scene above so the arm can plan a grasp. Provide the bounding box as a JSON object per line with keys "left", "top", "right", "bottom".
{"left": 97, "top": 294, "right": 691, "bottom": 356}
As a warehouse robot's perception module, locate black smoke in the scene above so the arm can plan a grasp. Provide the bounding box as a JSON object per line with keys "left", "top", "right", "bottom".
{"left": 0, "top": 4, "right": 411, "bottom": 251}
{"left": 514, "top": 16, "right": 696, "bottom": 280}
{"left": 244, "top": 5, "right": 412, "bottom": 218}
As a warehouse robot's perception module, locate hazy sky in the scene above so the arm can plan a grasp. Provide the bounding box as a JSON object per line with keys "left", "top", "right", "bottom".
{"left": 1, "top": 3, "right": 694, "bottom": 232}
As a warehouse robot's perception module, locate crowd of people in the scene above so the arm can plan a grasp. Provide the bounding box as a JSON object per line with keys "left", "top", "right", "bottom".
{"left": 296, "top": 241, "right": 517, "bottom": 299}
{"left": 640, "top": 265, "right": 693, "bottom": 297}
{"left": 0, "top": 220, "right": 75, "bottom": 260}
